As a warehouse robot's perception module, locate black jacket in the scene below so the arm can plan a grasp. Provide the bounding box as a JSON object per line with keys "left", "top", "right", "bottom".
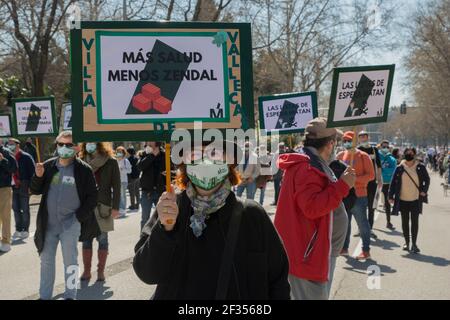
{"left": 15, "top": 150, "right": 36, "bottom": 183}
{"left": 389, "top": 162, "right": 430, "bottom": 215}
{"left": 127, "top": 155, "right": 140, "bottom": 180}
{"left": 30, "top": 157, "right": 99, "bottom": 254}
{"left": 329, "top": 159, "right": 357, "bottom": 211}
{"left": 23, "top": 142, "right": 38, "bottom": 163}
{"left": 137, "top": 151, "right": 166, "bottom": 194}
{"left": 0, "top": 146, "right": 17, "bottom": 188}
{"left": 133, "top": 191, "right": 290, "bottom": 300}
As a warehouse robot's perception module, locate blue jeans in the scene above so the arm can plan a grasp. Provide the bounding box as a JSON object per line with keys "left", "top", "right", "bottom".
{"left": 258, "top": 186, "right": 266, "bottom": 205}
{"left": 141, "top": 191, "right": 161, "bottom": 230}
{"left": 12, "top": 186, "right": 30, "bottom": 232}
{"left": 236, "top": 181, "right": 257, "bottom": 200}
{"left": 40, "top": 221, "right": 81, "bottom": 300}
{"left": 343, "top": 197, "right": 371, "bottom": 252}
{"left": 82, "top": 232, "right": 109, "bottom": 251}
{"left": 119, "top": 182, "right": 128, "bottom": 213}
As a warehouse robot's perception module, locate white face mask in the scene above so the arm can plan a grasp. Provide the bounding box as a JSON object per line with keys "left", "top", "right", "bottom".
{"left": 186, "top": 159, "right": 229, "bottom": 191}
{"left": 86, "top": 143, "right": 97, "bottom": 154}
{"left": 145, "top": 146, "right": 153, "bottom": 154}
{"left": 7, "top": 144, "right": 17, "bottom": 152}
{"left": 57, "top": 146, "right": 75, "bottom": 159}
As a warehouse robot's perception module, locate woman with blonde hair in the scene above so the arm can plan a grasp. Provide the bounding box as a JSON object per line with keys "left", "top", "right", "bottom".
{"left": 79, "top": 142, "right": 121, "bottom": 282}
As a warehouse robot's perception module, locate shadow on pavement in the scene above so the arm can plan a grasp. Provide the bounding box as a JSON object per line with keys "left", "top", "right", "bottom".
{"left": 342, "top": 257, "right": 397, "bottom": 276}
{"left": 373, "top": 228, "right": 404, "bottom": 237}
{"left": 401, "top": 253, "right": 450, "bottom": 267}
{"left": 54, "top": 282, "right": 114, "bottom": 300}
{"left": 371, "top": 238, "right": 401, "bottom": 251}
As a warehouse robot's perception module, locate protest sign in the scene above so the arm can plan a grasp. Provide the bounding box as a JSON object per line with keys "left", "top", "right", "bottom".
{"left": 0, "top": 114, "right": 12, "bottom": 137}
{"left": 327, "top": 65, "right": 395, "bottom": 128}
{"left": 11, "top": 97, "right": 58, "bottom": 137}
{"left": 258, "top": 91, "right": 318, "bottom": 135}
{"left": 61, "top": 102, "right": 73, "bottom": 130}
{"left": 70, "top": 21, "right": 254, "bottom": 142}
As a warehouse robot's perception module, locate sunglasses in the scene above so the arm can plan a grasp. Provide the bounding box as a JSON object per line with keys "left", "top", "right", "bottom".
{"left": 56, "top": 142, "right": 75, "bottom": 148}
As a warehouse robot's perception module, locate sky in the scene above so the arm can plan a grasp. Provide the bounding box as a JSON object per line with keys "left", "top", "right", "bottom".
{"left": 365, "top": 0, "right": 423, "bottom": 107}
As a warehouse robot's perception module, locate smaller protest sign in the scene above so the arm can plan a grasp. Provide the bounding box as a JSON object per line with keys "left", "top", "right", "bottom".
{"left": 327, "top": 64, "right": 395, "bottom": 128}
{"left": 258, "top": 91, "right": 318, "bottom": 135}
{"left": 12, "top": 97, "right": 58, "bottom": 137}
{"left": 61, "top": 103, "right": 73, "bottom": 130}
{"left": 0, "top": 114, "right": 12, "bottom": 137}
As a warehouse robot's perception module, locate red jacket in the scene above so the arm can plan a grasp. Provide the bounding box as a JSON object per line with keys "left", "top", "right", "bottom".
{"left": 274, "top": 153, "right": 349, "bottom": 282}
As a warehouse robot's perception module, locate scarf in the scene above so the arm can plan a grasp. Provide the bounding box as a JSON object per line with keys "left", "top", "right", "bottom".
{"left": 185, "top": 180, "right": 231, "bottom": 238}
{"left": 85, "top": 153, "right": 110, "bottom": 173}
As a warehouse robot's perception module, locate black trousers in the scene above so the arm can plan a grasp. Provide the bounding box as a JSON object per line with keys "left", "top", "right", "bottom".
{"left": 382, "top": 184, "right": 391, "bottom": 223}
{"left": 367, "top": 180, "right": 377, "bottom": 229}
{"left": 399, "top": 200, "right": 420, "bottom": 245}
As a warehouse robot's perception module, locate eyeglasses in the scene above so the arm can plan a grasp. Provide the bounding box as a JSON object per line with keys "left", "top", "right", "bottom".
{"left": 56, "top": 142, "right": 74, "bottom": 148}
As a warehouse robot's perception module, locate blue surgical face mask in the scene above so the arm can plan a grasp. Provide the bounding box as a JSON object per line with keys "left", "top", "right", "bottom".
{"left": 86, "top": 143, "right": 97, "bottom": 154}
{"left": 343, "top": 142, "right": 353, "bottom": 150}
{"left": 116, "top": 152, "right": 124, "bottom": 158}
{"left": 57, "top": 146, "right": 75, "bottom": 159}
{"left": 381, "top": 147, "right": 389, "bottom": 154}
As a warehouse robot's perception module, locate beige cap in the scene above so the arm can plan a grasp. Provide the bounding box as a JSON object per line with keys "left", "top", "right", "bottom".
{"left": 305, "top": 117, "right": 343, "bottom": 139}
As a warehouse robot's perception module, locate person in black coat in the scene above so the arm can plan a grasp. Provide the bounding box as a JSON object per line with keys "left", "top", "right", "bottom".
{"left": 137, "top": 142, "right": 166, "bottom": 230}
{"left": 127, "top": 147, "right": 141, "bottom": 210}
{"left": 30, "top": 131, "right": 98, "bottom": 300}
{"left": 133, "top": 141, "right": 290, "bottom": 300}
{"left": 389, "top": 147, "right": 430, "bottom": 254}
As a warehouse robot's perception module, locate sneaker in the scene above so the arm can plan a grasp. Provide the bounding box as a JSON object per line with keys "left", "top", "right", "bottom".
{"left": 353, "top": 232, "right": 360, "bottom": 237}
{"left": 20, "top": 231, "right": 29, "bottom": 239}
{"left": 386, "top": 223, "right": 395, "bottom": 230}
{"left": 370, "top": 232, "right": 378, "bottom": 239}
{"left": 411, "top": 245, "right": 420, "bottom": 254}
{"left": 13, "top": 231, "right": 21, "bottom": 239}
{"left": 355, "top": 251, "right": 371, "bottom": 260}
{"left": 340, "top": 249, "right": 349, "bottom": 256}
{"left": 128, "top": 205, "right": 134, "bottom": 210}
{"left": 0, "top": 243, "right": 11, "bottom": 253}
{"left": 402, "top": 243, "right": 410, "bottom": 252}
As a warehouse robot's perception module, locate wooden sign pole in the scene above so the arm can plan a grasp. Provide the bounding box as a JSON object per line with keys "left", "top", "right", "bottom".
{"left": 165, "top": 142, "right": 174, "bottom": 225}
{"left": 349, "top": 126, "right": 358, "bottom": 168}
{"left": 35, "top": 137, "right": 41, "bottom": 163}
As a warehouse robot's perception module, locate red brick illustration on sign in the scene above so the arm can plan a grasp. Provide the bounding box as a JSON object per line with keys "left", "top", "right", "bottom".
{"left": 131, "top": 83, "right": 173, "bottom": 114}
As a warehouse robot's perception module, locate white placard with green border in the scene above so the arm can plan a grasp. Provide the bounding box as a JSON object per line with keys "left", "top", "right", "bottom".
{"left": 327, "top": 65, "right": 395, "bottom": 128}
{"left": 258, "top": 91, "right": 318, "bottom": 135}
{"left": 0, "top": 114, "right": 12, "bottom": 137}
{"left": 12, "top": 97, "right": 58, "bottom": 137}
{"left": 70, "top": 21, "right": 254, "bottom": 142}
{"left": 61, "top": 102, "right": 72, "bottom": 130}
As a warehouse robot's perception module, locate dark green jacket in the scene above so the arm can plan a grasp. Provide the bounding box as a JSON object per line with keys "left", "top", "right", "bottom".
{"left": 96, "top": 157, "right": 121, "bottom": 210}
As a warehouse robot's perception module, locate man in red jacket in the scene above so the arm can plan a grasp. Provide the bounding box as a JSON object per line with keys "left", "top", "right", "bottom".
{"left": 274, "top": 117, "right": 355, "bottom": 300}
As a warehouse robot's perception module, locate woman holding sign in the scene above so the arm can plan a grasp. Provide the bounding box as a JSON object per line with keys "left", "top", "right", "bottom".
{"left": 133, "top": 140, "right": 290, "bottom": 300}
